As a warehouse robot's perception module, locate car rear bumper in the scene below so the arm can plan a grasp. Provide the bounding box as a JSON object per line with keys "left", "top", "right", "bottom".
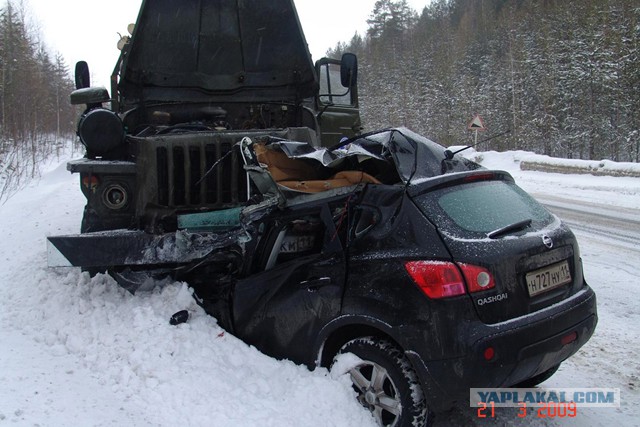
{"left": 404, "top": 286, "right": 597, "bottom": 412}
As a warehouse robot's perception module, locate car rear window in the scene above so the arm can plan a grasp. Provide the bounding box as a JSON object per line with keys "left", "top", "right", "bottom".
{"left": 414, "top": 180, "right": 553, "bottom": 237}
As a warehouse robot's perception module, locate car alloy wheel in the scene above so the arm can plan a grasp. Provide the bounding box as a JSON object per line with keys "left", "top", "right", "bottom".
{"left": 336, "top": 337, "right": 431, "bottom": 427}
{"left": 350, "top": 360, "right": 402, "bottom": 425}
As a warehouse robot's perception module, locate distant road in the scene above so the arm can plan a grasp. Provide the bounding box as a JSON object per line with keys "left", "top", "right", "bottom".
{"left": 532, "top": 193, "right": 640, "bottom": 252}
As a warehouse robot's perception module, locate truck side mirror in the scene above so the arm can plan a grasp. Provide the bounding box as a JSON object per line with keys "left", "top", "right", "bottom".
{"left": 75, "top": 61, "right": 91, "bottom": 90}
{"left": 340, "top": 53, "right": 358, "bottom": 88}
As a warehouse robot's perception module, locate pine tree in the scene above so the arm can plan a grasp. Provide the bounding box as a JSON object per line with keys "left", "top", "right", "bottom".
{"left": 0, "top": 0, "right": 77, "bottom": 200}
{"left": 338, "top": 0, "right": 639, "bottom": 161}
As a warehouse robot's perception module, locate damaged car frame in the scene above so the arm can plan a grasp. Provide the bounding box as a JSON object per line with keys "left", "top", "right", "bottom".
{"left": 48, "top": 1, "right": 597, "bottom": 426}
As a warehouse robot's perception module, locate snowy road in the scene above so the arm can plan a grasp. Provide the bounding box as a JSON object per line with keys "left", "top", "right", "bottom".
{"left": 1, "top": 151, "right": 638, "bottom": 426}
{"left": 534, "top": 193, "right": 640, "bottom": 255}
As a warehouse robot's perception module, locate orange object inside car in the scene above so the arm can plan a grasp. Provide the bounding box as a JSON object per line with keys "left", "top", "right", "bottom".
{"left": 253, "top": 143, "right": 380, "bottom": 193}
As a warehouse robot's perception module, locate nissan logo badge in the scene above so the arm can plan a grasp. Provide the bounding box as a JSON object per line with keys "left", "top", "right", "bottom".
{"left": 542, "top": 235, "right": 553, "bottom": 249}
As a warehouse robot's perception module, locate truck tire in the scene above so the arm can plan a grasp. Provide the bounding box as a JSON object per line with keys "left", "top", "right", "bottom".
{"left": 335, "top": 337, "right": 432, "bottom": 427}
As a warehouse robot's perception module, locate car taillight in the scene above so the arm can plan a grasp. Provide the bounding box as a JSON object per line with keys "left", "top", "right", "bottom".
{"left": 404, "top": 261, "right": 466, "bottom": 299}
{"left": 404, "top": 261, "right": 495, "bottom": 299}
{"left": 463, "top": 172, "right": 496, "bottom": 182}
{"left": 458, "top": 263, "right": 495, "bottom": 293}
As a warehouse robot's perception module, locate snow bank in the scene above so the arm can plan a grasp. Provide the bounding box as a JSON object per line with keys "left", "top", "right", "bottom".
{"left": 520, "top": 154, "right": 640, "bottom": 178}
{"left": 1, "top": 148, "right": 638, "bottom": 426}
{"left": 460, "top": 148, "right": 640, "bottom": 177}
{"left": 0, "top": 152, "right": 374, "bottom": 427}
{"left": 465, "top": 150, "right": 640, "bottom": 210}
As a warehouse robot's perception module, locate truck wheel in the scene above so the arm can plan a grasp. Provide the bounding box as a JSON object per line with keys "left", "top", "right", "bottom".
{"left": 335, "top": 337, "right": 431, "bottom": 427}
{"left": 514, "top": 364, "right": 561, "bottom": 388}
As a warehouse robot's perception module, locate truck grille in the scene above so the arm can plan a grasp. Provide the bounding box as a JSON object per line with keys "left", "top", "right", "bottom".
{"left": 136, "top": 128, "right": 316, "bottom": 213}
{"left": 154, "top": 140, "right": 248, "bottom": 208}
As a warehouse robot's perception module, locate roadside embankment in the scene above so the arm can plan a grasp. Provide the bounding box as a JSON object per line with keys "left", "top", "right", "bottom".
{"left": 520, "top": 160, "right": 640, "bottom": 178}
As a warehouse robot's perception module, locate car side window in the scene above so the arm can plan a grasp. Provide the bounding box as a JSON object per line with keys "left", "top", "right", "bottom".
{"left": 262, "top": 215, "right": 325, "bottom": 270}
{"left": 275, "top": 217, "right": 325, "bottom": 265}
{"left": 262, "top": 201, "right": 349, "bottom": 270}
{"left": 349, "top": 205, "right": 379, "bottom": 241}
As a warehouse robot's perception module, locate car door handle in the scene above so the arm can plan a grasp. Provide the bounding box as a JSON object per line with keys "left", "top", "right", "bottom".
{"left": 300, "top": 277, "right": 332, "bottom": 290}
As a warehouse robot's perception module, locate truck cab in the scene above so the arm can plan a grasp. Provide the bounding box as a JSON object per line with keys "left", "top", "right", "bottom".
{"left": 68, "top": 0, "right": 361, "bottom": 233}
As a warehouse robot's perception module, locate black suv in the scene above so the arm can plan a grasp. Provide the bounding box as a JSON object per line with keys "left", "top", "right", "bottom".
{"left": 48, "top": 1, "right": 597, "bottom": 426}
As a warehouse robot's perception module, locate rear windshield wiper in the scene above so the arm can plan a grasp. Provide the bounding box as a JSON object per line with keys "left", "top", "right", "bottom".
{"left": 487, "top": 219, "right": 532, "bottom": 239}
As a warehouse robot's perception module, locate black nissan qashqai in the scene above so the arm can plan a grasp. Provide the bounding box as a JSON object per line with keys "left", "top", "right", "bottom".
{"left": 181, "top": 129, "right": 597, "bottom": 426}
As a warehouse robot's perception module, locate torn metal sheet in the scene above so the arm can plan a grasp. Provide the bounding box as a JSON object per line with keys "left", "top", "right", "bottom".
{"left": 257, "top": 127, "right": 484, "bottom": 186}
{"left": 47, "top": 229, "right": 246, "bottom": 268}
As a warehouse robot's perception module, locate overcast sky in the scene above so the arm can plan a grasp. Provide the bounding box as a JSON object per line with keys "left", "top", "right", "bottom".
{"left": 26, "top": 0, "right": 430, "bottom": 89}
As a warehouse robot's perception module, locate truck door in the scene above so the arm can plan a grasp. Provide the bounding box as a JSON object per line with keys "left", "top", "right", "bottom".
{"left": 315, "top": 56, "right": 362, "bottom": 147}
{"left": 232, "top": 202, "right": 347, "bottom": 365}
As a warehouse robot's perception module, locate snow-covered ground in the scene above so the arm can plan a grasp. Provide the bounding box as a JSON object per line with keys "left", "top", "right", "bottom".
{"left": 0, "top": 150, "right": 638, "bottom": 426}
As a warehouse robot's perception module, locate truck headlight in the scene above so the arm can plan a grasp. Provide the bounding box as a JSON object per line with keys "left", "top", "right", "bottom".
{"left": 78, "top": 108, "right": 124, "bottom": 155}
{"left": 102, "top": 184, "right": 128, "bottom": 210}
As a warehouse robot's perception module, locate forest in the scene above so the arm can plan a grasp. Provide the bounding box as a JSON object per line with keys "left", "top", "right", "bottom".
{"left": 0, "top": 0, "right": 638, "bottom": 202}
{"left": 329, "top": 0, "right": 640, "bottom": 162}
{"left": 0, "top": 1, "right": 77, "bottom": 201}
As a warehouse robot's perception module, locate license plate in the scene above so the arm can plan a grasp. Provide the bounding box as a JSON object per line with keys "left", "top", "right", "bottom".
{"left": 280, "top": 235, "right": 316, "bottom": 253}
{"left": 526, "top": 260, "right": 572, "bottom": 297}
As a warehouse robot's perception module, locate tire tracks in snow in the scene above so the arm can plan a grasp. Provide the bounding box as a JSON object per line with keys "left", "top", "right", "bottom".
{"left": 532, "top": 193, "right": 640, "bottom": 254}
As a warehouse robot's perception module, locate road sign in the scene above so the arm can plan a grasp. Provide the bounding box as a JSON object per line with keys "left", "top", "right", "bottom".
{"left": 468, "top": 115, "right": 486, "bottom": 131}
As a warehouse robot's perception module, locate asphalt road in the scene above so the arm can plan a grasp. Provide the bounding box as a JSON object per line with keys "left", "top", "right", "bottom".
{"left": 532, "top": 193, "right": 640, "bottom": 254}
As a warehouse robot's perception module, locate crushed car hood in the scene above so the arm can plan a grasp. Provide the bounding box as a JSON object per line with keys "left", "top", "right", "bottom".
{"left": 119, "top": 0, "right": 318, "bottom": 104}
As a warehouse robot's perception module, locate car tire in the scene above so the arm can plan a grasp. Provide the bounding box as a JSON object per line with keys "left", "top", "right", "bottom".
{"left": 335, "top": 337, "right": 432, "bottom": 427}
{"left": 514, "top": 364, "right": 561, "bottom": 388}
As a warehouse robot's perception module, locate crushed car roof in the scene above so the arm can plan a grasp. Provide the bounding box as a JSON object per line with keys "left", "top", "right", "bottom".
{"left": 251, "top": 127, "right": 484, "bottom": 188}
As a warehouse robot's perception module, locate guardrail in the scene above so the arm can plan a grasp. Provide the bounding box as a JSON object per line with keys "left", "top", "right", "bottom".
{"left": 520, "top": 161, "right": 640, "bottom": 178}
